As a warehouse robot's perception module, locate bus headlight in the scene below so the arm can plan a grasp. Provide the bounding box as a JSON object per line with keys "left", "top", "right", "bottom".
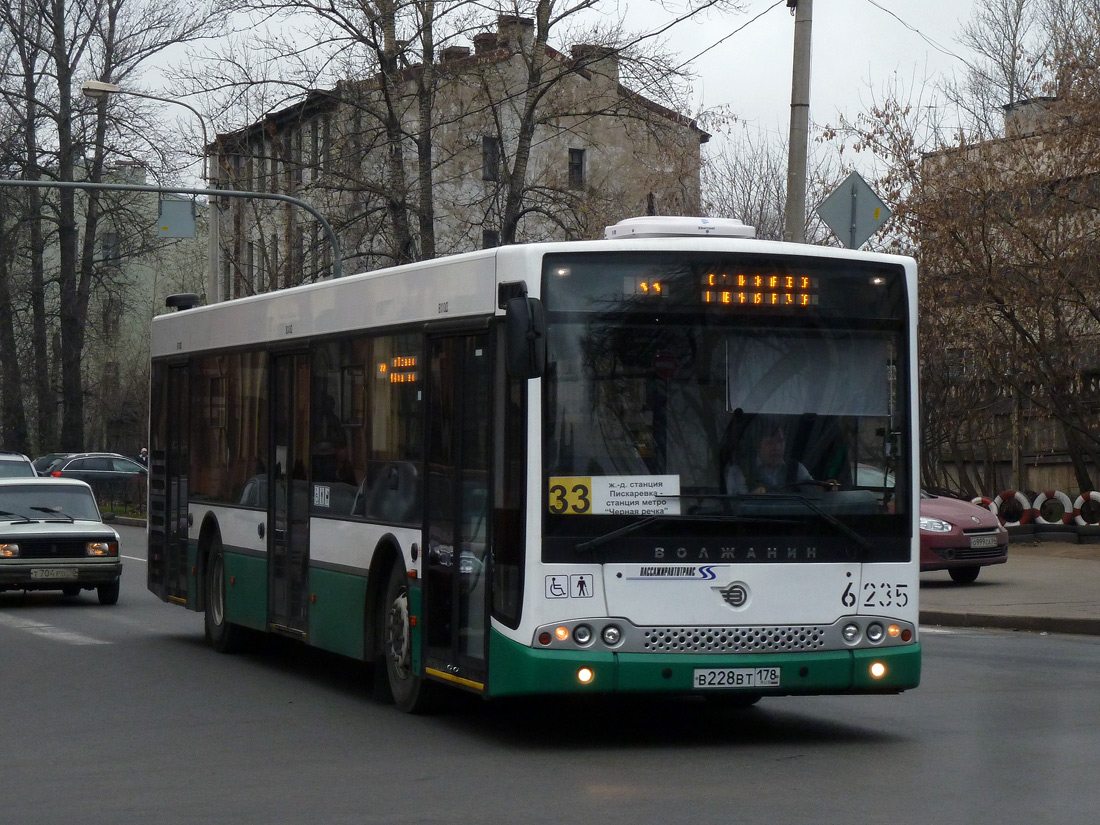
{"left": 842, "top": 622, "right": 861, "bottom": 643}
{"left": 866, "top": 622, "right": 885, "bottom": 644}
{"left": 572, "top": 624, "right": 592, "bottom": 645}
{"left": 601, "top": 624, "right": 622, "bottom": 646}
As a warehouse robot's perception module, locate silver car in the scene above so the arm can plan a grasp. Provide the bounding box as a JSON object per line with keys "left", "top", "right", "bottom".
{"left": 0, "top": 478, "right": 123, "bottom": 604}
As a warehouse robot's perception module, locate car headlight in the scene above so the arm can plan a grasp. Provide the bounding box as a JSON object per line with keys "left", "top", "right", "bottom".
{"left": 0, "top": 543, "right": 19, "bottom": 558}
{"left": 919, "top": 516, "right": 953, "bottom": 533}
{"left": 86, "top": 540, "right": 118, "bottom": 556}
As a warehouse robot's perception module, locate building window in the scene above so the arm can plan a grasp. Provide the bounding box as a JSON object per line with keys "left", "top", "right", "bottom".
{"left": 246, "top": 241, "right": 255, "bottom": 294}
{"left": 482, "top": 136, "right": 501, "bottom": 181}
{"left": 482, "top": 229, "right": 499, "bottom": 248}
{"left": 100, "top": 231, "right": 120, "bottom": 263}
{"left": 102, "top": 295, "right": 122, "bottom": 336}
{"left": 568, "top": 148, "right": 586, "bottom": 189}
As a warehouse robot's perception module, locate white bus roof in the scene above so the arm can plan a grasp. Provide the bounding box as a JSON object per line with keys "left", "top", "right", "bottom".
{"left": 150, "top": 232, "right": 915, "bottom": 359}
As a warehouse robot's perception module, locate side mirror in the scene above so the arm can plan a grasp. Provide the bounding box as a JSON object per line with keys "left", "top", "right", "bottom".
{"left": 504, "top": 296, "right": 546, "bottom": 379}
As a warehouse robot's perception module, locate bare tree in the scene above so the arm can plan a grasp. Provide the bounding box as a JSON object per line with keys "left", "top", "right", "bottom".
{"left": 0, "top": 0, "right": 224, "bottom": 451}
{"left": 827, "top": 0, "right": 1100, "bottom": 495}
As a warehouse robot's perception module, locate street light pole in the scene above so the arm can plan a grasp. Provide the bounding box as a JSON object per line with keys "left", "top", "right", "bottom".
{"left": 0, "top": 179, "right": 343, "bottom": 281}
{"left": 783, "top": 0, "right": 813, "bottom": 244}
{"left": 81, "top": 80, "right": 221, "bottom": 302}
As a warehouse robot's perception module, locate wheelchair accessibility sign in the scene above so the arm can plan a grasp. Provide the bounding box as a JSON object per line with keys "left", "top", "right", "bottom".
{"left": 545, "top": 574, "right": 594, "bottom": 599}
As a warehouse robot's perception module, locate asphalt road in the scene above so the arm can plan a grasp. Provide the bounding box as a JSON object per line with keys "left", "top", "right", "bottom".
{"left": 0, "top": 525, "right": 1097, "bottom": 825}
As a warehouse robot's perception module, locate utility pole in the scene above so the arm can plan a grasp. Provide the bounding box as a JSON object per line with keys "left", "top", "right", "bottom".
{"left": 783, "top": 0, "right": 813, "bottom": 244}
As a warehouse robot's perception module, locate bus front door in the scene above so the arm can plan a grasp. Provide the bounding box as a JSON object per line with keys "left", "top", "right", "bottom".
{"left": 269, "top": 352, "right": 311, "bottom": 637}
{"left": 149, "top": 362, "right": 190, "bottom": 604}
{"left": 424, "top": 333, "right": 492, "bottom": 691}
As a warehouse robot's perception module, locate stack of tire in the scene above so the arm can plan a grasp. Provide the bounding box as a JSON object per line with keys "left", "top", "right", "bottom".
{"left": 980, "top": 489, "right": 1100, "bottom": 543}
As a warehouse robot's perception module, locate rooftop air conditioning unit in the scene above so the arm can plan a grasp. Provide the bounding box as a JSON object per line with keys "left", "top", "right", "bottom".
{"left": 604, "top": 216, "right": 756, "bottom": 240}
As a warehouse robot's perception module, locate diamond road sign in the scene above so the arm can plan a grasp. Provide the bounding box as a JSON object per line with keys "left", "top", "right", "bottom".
{"left": 815, "top": 171, "right": 891, "bottom": 249}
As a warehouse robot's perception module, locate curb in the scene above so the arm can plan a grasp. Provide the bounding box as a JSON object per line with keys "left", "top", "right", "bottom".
{"left": 920, "top": 610, "right": 1100, "bottom": 636}
{"left": 105, "top": 516, "right": 147, "bottom": 528}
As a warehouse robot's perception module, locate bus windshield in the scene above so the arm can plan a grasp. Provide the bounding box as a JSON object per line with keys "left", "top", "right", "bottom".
{"left": 541, "top": 251, "right": 911, "bottom": 563}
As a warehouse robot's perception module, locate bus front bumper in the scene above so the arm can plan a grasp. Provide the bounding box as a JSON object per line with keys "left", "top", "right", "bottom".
{"left": 487, "top": 628, "right": 921, "bottom": 698}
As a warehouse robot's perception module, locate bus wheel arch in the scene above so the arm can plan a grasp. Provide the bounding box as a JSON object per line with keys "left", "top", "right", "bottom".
{"left": 195, "top": 514, "right": 221, "bottom": 614}
{"left": 364, "top": 537, "right": 402, "bottom": 665}
{"left": 201, "top": 519, "right": 248, "bottom": 653}
{"left": 368, "top": 538, "right": 438, "bottom": 713}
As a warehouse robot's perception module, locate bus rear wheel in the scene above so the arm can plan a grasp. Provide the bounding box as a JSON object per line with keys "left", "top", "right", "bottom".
{"left": 204, "top": 536, "right": 247, "bottom": 653}
{"left": 383, "top": 563, "right": 437, "bottom": 713}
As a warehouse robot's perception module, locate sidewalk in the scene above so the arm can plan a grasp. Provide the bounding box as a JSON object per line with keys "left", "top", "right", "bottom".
{"left": 919, "top": 540, "right": 1100, "bottom": 635}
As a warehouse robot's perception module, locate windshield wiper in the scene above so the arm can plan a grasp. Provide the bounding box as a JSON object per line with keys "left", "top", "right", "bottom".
{"left": 0, "top": 509, "right": 33, "bottom": 523}
{"left": 573, "top": 493, "right": 875, "bottom": 558}
{"left": 746, "top": 492, "right": 875, "bottom": 557}
{"left": 574, "top": 505, "right": 795, "bottom": 554}
{"left": 30, "top": 506, "right": 75, "bottom": 522}
{"left": 576, "top": 516, "right": 663, "bottom": 553}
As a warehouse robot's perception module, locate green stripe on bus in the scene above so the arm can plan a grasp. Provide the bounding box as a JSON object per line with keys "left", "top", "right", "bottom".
{"left": 307, "top": 567, "right": 368, "bottom": 659}
{"left": 223, "top": 551, "right": 268, "bottom": 632}
{"left": 487, "top": 629, "right": 921, "bottom": 697}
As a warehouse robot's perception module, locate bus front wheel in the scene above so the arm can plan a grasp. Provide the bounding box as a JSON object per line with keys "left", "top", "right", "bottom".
{"left": 383, "top": 563, "right": 437, "bottom": 713}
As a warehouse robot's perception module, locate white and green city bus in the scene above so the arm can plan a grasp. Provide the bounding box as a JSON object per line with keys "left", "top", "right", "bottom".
{"left": 147, "top": 216, "right": 920, "bottom": 712}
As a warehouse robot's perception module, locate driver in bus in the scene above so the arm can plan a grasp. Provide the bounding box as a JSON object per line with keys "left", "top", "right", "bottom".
{"left": 723, "top": 417, "right": 817, "bottom": 494}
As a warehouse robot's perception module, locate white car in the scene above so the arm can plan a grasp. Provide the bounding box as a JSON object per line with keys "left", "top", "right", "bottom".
{"left": 0, "top": 477, "right": 123, "bottom": 604}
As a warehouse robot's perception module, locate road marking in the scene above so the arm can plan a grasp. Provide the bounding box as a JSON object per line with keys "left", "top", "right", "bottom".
{"left": 0, "top": 612, "right": 110, "bottom": 645}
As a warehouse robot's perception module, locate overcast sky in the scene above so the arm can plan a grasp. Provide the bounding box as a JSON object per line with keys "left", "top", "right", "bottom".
{"left": 639, "top": 0, "right": 980, "bottom": 138}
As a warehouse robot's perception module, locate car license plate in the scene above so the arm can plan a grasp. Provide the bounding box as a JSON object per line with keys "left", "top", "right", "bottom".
{"left": 693, "top": 667, "right": 781, "bottom": 690}
{"left": 30, "top": 568, "right": 79, "bottom": 581}
{"left": 969, "top": 535, "right": 997, "bottom": 549}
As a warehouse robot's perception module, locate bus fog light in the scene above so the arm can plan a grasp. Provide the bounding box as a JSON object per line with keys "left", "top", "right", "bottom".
{"left": 866, "top": 622, "right": 885, "bottom": 643}
{"left": 842, "top": 623, "right": 860, "bottom": 643}
{"left": 577, "top": 667, "right": 594, "bottom": 685}
{"left": 870, "top": 661, "right": 887, "bottom": 679}
{"left": 573, "top": 624, "right": 592, "bottom": 645}
{"left": 601, "top": 625, "right": 622, "bottom": 645}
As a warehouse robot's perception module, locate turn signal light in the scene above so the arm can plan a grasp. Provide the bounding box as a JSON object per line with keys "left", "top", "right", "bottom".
{"left": 554, "top": 626, "right": 570, "bottom": 641}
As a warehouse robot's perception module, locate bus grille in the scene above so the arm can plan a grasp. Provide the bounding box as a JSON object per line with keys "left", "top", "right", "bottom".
{"left": 642, "top": 626, "right": 827, "bottom": 653}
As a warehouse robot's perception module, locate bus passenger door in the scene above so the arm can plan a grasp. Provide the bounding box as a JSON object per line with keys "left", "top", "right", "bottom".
{"left": 149, "top": 362, "right": 190, "bottom": 604}
{"left": 424, "top": 333, "right": 492, "bottom": 689}
{"left": 269, "top": 353, "right": 311, "bottom": 637}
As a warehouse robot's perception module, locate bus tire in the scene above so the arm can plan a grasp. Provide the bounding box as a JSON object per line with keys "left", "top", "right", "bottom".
{"left": 704, "top": 692, "right": 761, "bottom": 709}
{"left": 383, "top": 563, "right": 437, "bottom": 714}
{"left": 204, "top": 535, "right": 247, "bottom": 654}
